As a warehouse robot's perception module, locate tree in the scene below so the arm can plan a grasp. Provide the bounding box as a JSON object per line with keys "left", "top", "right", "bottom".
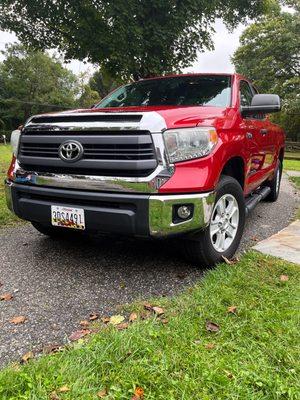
{"left": 0, "top": 0, "right": 278, "bottom": 80}
{"left": 89, "top": 67, "right": 124, "bottom": 99}
{"left": 232, "top": 10, "right": 300, "bottom": 141}
{"left": 0, "top": 44, "right": 79, "bottom": 130}
{"left": 76, "top": 71, "right": 100, "bottom": 109}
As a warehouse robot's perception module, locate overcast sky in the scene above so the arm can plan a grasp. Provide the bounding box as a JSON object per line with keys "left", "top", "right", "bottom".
{"left": 0, "top": 19, "right": 245, "bottom": 77}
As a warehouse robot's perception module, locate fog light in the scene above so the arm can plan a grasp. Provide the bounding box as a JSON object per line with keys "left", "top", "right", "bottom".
{"left": 177, "top": 205, "right": 192, "bottom": 219}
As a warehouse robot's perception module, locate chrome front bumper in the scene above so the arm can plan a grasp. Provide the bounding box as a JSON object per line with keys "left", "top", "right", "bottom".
{"left": 5, "top": 179, "right": 215, "bottom": 237}
{"left": 149, "top": 192, "right": 215, "bottom": 236}
{"left": 4, "top": 180, "right": 14, "bottom": 213}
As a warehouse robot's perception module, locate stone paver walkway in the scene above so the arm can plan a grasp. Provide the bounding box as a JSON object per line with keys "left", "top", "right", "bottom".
{"left": 285, "top": 170, "right": 300, "bottom": 178}
{"left": 253, "top": 220, "right": 300, "bottom": 264}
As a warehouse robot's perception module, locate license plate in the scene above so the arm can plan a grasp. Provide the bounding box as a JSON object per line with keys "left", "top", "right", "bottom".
{"left": 51, "top": 205, "right": 85, "bottom": 230}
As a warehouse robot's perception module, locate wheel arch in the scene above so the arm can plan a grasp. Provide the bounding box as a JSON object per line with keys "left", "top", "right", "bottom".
{"left": 278, "top": 147, "right": 284, "bottom": 164}
{"left": 220, "top": 156, "right": 245, "bottom": 190}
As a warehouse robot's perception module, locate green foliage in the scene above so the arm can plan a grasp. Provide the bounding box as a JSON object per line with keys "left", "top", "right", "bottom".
{"left": 232, "top": 10, "right": 300, "bottom": 141}
{"left": 89, "top": 67, "right": 124, "bottom": 99}
{"left": 0, "top": 252, "right": 299, "bottom": 399}
{"left": 0, "top": 0, "right": 277, "bottom": 80}
{"left": 75, "top": 71, "right": 101, "bottom": 109}
{"left": 0, "top": 44, "right": 79, "bottom": 130}
{"left": 77, "top": 84, "right": 100, "bottom": 109}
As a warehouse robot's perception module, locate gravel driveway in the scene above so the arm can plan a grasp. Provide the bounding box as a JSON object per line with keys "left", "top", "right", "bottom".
{"left": 0, "top": 174, "right": 298, "bottom": 367}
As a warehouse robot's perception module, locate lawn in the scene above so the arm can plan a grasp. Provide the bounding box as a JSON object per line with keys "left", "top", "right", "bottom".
{"left": 283, "top": 158, "right": 300, "bottom": 171}
{"left": 290, "top": 176, "right": 300, "bottom": 189}
{"left": 0, "top": 251, "right": 299, "bottom": 400}
{"left": 0, "top": 144, "right": 21, "bottom": 227}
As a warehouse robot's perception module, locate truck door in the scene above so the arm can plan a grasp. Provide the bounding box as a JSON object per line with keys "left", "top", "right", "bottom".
{"left": 239, "top": 80, "right": 272, "bottom": 192}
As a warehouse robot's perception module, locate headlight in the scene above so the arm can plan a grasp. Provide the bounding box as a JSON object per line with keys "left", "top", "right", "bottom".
{"left": 10, "top": 129, "right": 21, "bottom": 156}
{"left": 163, "top": 127, "right": 218, "bottom": 164}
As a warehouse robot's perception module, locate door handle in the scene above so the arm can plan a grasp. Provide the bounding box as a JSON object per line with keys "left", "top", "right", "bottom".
{"left": 260, "top": 129, "right": 268, "bottom": 135}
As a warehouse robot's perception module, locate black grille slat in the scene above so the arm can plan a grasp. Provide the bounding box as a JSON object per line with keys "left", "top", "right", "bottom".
{"left": 29, "top": 114, "right": 142, "bottom": 124}
{"left": 19, "top": 129, "right": 157, "bottom": 177}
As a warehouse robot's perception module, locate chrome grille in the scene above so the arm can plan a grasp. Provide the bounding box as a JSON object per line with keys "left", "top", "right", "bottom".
{"left": 18, "top": 129, "right": 157, "bottom": 177}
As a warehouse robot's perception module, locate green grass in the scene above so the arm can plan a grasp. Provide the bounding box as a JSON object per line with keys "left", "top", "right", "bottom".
{"left": 290, "top": 177, "right": 300, "bottom": 190}
{"left": 289, "top": 177, "right": 300, "bottom": 219}
{"left": 0, "top": 144, "right": 21, "bottom": 227}
{"left": 0, "top": 252, "right": 299, "bottom": 399}
{"left": 283, "top": 158, "right": 300, "bottom": 171}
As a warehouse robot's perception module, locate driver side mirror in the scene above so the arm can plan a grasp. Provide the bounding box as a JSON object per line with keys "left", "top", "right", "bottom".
{"left": 241, "top": 94, "right": 281, "bottom": 117}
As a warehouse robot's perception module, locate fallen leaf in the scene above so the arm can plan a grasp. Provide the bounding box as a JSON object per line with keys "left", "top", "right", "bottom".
{"left": 227, "top": 306, "right": 237, "bottom": 314}
{"left": 80, "top": 320, "right": 90, "bottom": 327}
{"left": 134, "top": 387, "right": 144, "bottom": 399}
{"left": 0, "top": 293, "right": 13, "bottom": 301}
{"left": 89, "top": 312, "right": 99, "bottom": 321}
{"left": 10, "top": 316, "right": 26, "bottom": 325}
{"left": 21, "top": 351, "right": 34, "bottom": 363}
{"left": 11, "top": 362, "right": 21, "bottom": 371}
{"left": 119, "top": 282, "right": 126, "bottom": 289}
{"left": 101, "top": 316, "right": 111, "bottom": 324}
{"left": 222, "top": 256, "right": 234, "bottom": 265}
{"left": 251, "top": 236, "right": 259, "bottom": 241}
{"left": 69, "top": 329, "right": 91, "bottom": 341}
{"left": 205, "top": 343, "right": 215, "bottom": 349}
{"left": 140, "top": 311, "right": 151, "bottom": 320}
{"left": 116, "top": 322, "right": 129, "bottom": 330}
{"left": 43, "top": 344, "right": 61, "bottom": 354}
{"left": 129, "top": 312, "right": 138, "bottom": 322}
{"left": 280, "top": 274, "right": 289, "bottom": 282}
{"left": 49, "top": 392, "right": 60, "bottom": 400}
{"left": 97, "top": 388, "right": 107, "bottom": 398}
{"left": 176, "top": 272, "right": 187, "bottom": 280}
{"left": 205, "top": 321, "right": 220, "bottom": 333}
{"left": 58, "top": 386, "right": 70, "bottom": 393}
{"left": 160, "top": 318, "right": 168, "bottom": 324}
{"left": 143, "top": 303, "right": 153, "bottom": 311}
{"left": 222, "top": 256, "right": 239, "bottom": 265}
{"left": 109, "top": 315, "right": 125, "bottom": 325}
{"left": 152, "top": 306, "right": 164, "bottom": 316}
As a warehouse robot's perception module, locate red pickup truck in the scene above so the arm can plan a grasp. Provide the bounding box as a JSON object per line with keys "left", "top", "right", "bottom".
{"left": 5, "top": 73, "right": 285, "bottom": 265}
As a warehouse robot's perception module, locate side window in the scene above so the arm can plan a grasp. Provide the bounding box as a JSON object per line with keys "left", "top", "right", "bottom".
{"left": 240, "top": 81, "right": 254, "bottom": 107}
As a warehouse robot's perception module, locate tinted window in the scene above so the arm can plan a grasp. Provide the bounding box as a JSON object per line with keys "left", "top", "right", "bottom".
{"left": 97, "top": 76, "right": 232, "bottom": 108}
{"left": 240, "top": 81, "right": 254, "bottom": 107}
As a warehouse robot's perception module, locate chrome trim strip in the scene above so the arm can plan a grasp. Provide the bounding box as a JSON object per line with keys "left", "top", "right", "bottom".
{"left": 4, "top": 180, "right": 14, "bottom": 213}
{"left": 25, "top": 111, "right": 167, "bottom": 132}
{"left": 149, "top": 192, "right": 215, "bottom": 237}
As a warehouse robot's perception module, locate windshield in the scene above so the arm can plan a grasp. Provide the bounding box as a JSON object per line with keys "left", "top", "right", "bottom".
{"left": 96, "top": 75, "right": 232, "bottom": 108}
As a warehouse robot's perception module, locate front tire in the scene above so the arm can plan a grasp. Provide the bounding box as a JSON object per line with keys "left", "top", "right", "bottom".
{"left": 183, "top": 175, "right": 246, "bottom": 266}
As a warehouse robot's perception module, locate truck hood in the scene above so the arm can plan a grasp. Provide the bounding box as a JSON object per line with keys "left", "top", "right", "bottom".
{"left": 60, "top": 105, "right": 229, "bottom": 130}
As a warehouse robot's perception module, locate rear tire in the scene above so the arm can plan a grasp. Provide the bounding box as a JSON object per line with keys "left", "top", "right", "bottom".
{"left": 31, "top": 222, "right": 83, "bottom": 239}
{"left": 263, "top": 160, "right": 282, "bottom": 202}
{"left": 183, "top": 175, "right": 246, "bottom": 266}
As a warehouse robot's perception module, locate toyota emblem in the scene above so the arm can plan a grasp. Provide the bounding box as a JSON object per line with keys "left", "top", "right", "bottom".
{"left": 58, "top": 141, "right": 83, "bottom": 162}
